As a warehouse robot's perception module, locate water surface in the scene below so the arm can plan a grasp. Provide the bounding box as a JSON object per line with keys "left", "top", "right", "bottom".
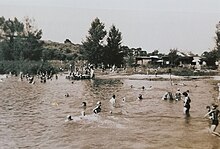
{"left": 0, "top": 75, "right": 219, "bottom": 149}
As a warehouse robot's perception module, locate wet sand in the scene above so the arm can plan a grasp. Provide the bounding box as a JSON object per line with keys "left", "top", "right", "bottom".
{"left": 0, "top": 73, "right": 220, "bottom": 149}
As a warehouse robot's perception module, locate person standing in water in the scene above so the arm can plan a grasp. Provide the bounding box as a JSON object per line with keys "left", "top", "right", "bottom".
{"left": 81, "top": 102, "right": 87, "bottom": 116}
{"left": 110, "top": 94, "right": 116, "bottom": 107}
{"left": 182, "top": 92, "right": 191, "bottom": 116}
{"left": 175, "top": 88, "right": 182, "bottom": 101}
{"left": 109, "top": 94, "right": 117, "bottom": 114}
{"left": 204, "top": 104, "right": 220, "bottom": 136}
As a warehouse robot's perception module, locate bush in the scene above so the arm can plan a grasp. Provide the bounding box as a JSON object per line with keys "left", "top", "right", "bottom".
{"left": 0, "top": 60, "right": 58, "bottom": 75}
{"left": 171, "top": 67, "right": 217, "bottom": 76}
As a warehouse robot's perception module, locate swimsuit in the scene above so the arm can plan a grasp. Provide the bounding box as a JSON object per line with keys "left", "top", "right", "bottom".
{"left": 211, "top": 109, "right": 220, "bottom": 126}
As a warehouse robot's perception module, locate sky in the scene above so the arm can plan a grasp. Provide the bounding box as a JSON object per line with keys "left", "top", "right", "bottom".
{"left": 0, "top": 0, "right": 220, "bottom": 54}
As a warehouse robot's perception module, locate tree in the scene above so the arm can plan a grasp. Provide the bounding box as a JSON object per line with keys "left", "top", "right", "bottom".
{"left": 121, "top": 46, "right": 135, "bottom": 67}
{"left": 202, "top": 50, "right": 218, "bottom": 67}
{"left": 167, "top": 49, "right": 180, "bottom": 66}
{"left": 0, "top": 16, "right": 43, "bottom": 61}
{"left": 82, "top": 18, "right": 106, "bottom": 66}
{"left": 105, "top": 25, "right": 123, "bottom": 66}
{"left": 20, "top": 17, "right": 43, "bottom": 60}
{"left": 216, "top": 21, "right": 220, "bottom": 51}
{"left": 214, "top": 21, "right": 220, "bottom": 59}
{"left": 133, "top": 48, "right": 142, "bottom": 56}
{"left": 0, "top": 17, "right": 24, "bottom": 60}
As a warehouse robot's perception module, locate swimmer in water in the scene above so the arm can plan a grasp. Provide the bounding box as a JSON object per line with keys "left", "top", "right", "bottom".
{"left": 82, "top": 102, "right": 87, "bottom": 109}
{"left": 65, "top": 93, "right": 69, "bottom": 97}
{"left": 122, "top": 97, "right": 126, "bottom": 102}
{"left": 138, "top": 94, "right": 143, "bottom": 100}
{"left": 65, "top": 115, "right": 73, "bottom": 122}
{"left": 93, "top": 101, "right": 101, "bottom": 114}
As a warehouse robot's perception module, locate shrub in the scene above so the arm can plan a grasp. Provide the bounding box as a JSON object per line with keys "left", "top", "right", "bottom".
{"left": 0, "top": 60, "right": 58, "bottom": 75}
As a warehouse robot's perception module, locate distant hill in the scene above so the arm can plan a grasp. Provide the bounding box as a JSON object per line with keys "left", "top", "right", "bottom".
{"left": 42, "top": 40, "right": 82, "bottom": 54}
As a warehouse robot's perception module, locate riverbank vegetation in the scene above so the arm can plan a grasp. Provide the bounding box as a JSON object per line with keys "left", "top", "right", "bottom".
{"left": 0, "top": 16, "right": 220, "bottom": 76}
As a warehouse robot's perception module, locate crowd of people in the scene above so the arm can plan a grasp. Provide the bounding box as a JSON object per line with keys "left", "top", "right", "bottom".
{"left": 161, "top": 87, "right": 220, "bottom": 136}
{"left": 66, "top": 65, "right": 95, "bottom": 80}
{"left": 19, "top": 71, "right": 58, "bottom": 84}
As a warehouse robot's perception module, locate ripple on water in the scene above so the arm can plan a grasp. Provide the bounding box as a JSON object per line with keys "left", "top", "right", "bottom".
{"left": 0, "top": 76, "right": 219, "bottom": 148}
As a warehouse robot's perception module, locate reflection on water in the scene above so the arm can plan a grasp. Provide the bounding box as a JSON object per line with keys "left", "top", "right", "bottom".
{"left": 0, "top": 75, "right": 220, "bottom": 148}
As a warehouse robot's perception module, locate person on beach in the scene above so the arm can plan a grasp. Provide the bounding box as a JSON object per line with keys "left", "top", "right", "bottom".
{"left": 204, "top": 104, "right": 220, "bottom": 136}
{"left": 182, "top": 92, "right": 191, "bottom": 115}
{"left": 93, "top": 101, "right": 101, "bottom": 114}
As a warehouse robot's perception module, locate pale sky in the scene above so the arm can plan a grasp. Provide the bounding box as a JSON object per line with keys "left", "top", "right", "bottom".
{"left": 0, "top": 0, "right": 220, "bottom": 54}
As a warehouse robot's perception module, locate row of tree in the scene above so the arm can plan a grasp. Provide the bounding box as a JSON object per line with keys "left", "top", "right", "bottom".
{"left": 81, "top": 18, "right": 124, "bottom": 67}
{"left": 81, "top": 18, "right": 220, "bottom": 68}
{"left": 0, "top": 16, "right": 220, "bottom": 74}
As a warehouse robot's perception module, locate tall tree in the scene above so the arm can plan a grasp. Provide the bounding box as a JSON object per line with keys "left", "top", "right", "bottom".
{"left": 0, "top": 17, "right": 24, "bottom": 60}
{"left": 215, "top": 21, "right": 220, "bottom": 58}
{"left": 105, "top": 25, "right": 123, "bottom": 66}
{"left": 22, "top": 17, "right": 43, "bottom": 60}
{"left": 167, "top": 49, "right": 180, "bottom": 66}
{"left": 0, "top": 16, "right": 43, "bottom": 60}
{"left": 216, "top": 21, "right": 220, "bottom": 49}
{"left": 82, "top": 18, "right": 106, "bottom": 66}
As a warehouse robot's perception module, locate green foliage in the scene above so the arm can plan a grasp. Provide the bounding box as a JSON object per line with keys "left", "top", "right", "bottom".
{"left": 105, "top": 25, "right": 123, "bottom": 66}
{"left": 216, "top": 21, "right": 220, "bottom": 51}
{"left": 147, "top": 50, "right": 165, "bottom": 57}
{"left": 0, "top": 60, "right": 57, "bottom": 75}
{"left": 0, "top": 16, "right": 43, "bottom": 61}
{"left": 121, "top": 46, "right": 134, "bottom": 67}
{"left": 42, "top": 41, "right": 81, "bottom": 61}
{"left": 82, "top": 18, "right": 107, "bottom": 65}
{"left": 201, "top": 50, "right": 218, "bottom": 67}
{"left": 171, "top": 67, "right": 217, "bottom": 76}
{"left": 167, "top": 49, "right": 180, "bottom": 66}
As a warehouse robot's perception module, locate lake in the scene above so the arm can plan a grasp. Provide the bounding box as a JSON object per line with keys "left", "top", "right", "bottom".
{"left": 0, "top": 74, "right": 219, "bottom": 149}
